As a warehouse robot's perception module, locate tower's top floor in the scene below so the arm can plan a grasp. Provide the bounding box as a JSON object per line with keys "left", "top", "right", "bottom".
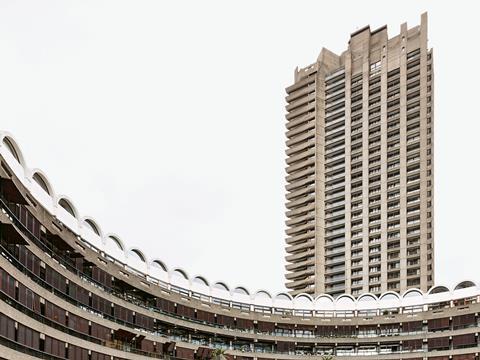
{"left": 291, "top": 12, "right": 429, "bottom": 86}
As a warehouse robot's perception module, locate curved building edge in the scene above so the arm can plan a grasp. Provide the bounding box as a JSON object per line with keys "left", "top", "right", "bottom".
{"left": 0, "top": 131, "right": 479, "bottom": 360}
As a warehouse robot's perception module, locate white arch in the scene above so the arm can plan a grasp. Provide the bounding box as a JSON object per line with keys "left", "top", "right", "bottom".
{"left": 253, "top": 290, "right": 273, "bottom": 307}
{"left": 293, "top": 293, "right": 313, "bottom": 310}
{"left": 402, "top": 288, "right": 424, "bottom": 307}
{"left": 454, "top": 280, "right": 477, "bottom": 291}
{"left": 357, "top": 293, "right": 378, "bottom": 301}
{"left": 149, "top": 259, "right": 169, "bottom": 283}
{"left": 30, "top": 169, "right": 54, "bottom": 196}
{"left": 55, "top": 195, "right": 80, "bottom": 232}
{"left": 1, "top": 133, "right": 26, "bottom": 167}
{"left": 151, "top": 259, "right": 168, "bottom": 272}
{"left": 211, "top": 281, "right": 228, "bottom": 291}
{"left": 57, "top": 196, "right": 78, "bottom": 218}
{"left": 403, "top": 288, "right": 423, "bottom": 298}
{"left": 335, "top": 294, "right": 356, "bottom": 311}
{"left": 168, "top": 268, "right": 190, "bottom": 289}
{"left": 82, "top": 217, "right": 102, "bottom": 236}
{"left": 79, "top": 216, "right": 103, "bottom": 250}
{"left": 0, "top": 132, "right": 30, "bottom": 189}
{"left": 233, "top": 286, "right": 250, "bottom": 295}
{"left": 314, "top": 294, "right": 335, "bottom": 311}
{"left": 357, "top": 293, "right": 379, "bottom": 311}
{"left": 129, "top": 248, "right": 147, "bottom": 262}
{"left": 274, "top": 292, "right": 293, "bottom": 301}
{"left": 274, "top": 292, "right": 294, "bottom": 309}
{"left": 172, "top": 268, "right": 189, "bottom": 279}
{"left": 105, "top": 234, "right": 125, "bottom": 251}
{"left": 191, "top": 275, "right": 210, "bottom": 295}
{"left": 103, "top": 234, "right": 126, "bottom": 263}
{"left": 192, "top": 275, "right": 209, "bottom": 286}
{"left": 255, "top": 289, "right": 272, "bottom": 298}
{"left": 379, "top": 292, "right": 401, "bottom": 309}
{"left": 232, "top": 286, "right": 251, "bottom": 303}
{"left": 126, "top": 247, "right": 149, "bottom": 274}
{"left": 427, "top": 284, "right": 450, "bottom": 295}
{"left": 26, "top": 168, "right": 55, "bottom": 212}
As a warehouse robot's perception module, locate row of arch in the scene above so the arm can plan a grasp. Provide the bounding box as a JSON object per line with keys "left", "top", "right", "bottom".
{"left": 1, "top": 131, "right": 479, "bottom": 311}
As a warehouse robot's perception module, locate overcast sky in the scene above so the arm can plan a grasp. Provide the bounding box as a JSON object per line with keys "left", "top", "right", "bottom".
{"left": 0, "top": 1, "right": 478, "bottom": 294}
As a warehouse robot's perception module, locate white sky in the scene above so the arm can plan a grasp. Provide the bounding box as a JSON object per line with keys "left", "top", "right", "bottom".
{"left": 0, "top": 1, "right": 478, "bottom": 294}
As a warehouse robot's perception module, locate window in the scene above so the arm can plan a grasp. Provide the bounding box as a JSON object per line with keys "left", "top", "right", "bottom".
{"left": 370, "top": 61, "right": 382, "bottom": 76}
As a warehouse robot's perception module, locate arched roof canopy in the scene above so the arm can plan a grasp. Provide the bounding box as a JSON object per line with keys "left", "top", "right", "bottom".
{"left": 58, "top": 197, "right": 78, "bottom": 218}
{"left": 151, "top": 259, "right": 168, "bottom": 272}
{"left": 212, "top": 282, "right": 230, "bottom": 292}
{"left": 233, "top": 286, "right": 249, "bottom": 295}
{"left": 428, "top": 285, "right": 450, "bottom": 295}
{"left": 107, "top": 234, "right": 125, "bottom": 251}
{"left": 254, "top": 290, "right": 273, "bottom": 307}
{"left": 273, "top": 292, "right": 293, "bottom": 308}
{"left": 402, "top": 288, "right": 424, "bottom": 306}
{"left": 357, "top": 293, "right": 378, "bottom": 310}
{"left": 294, "top": 294, "right": 313, "bottom": 309}
{"left": 129, "top": 248, "right": 146, "bottom": 262}
{"left": 357, "top": 293, "right": 378, "bottom": 302}
{"left": 335, "top": 294, "right": 356, "bottom": 311}
{"left": 32, "top": 170, "right": 53, "bottom": 195}
{"left": 83, "top": 217, "right": 101, "bottom": 236}
{"left": 2, "top": 136, "right": 25, "bottom": 166}
{"left": 173, "top": 268, "right": 189, "bottom": 280}
{"left": 454, "top": 281, "right": 476, "bottom": 290}
{"left": 192, "top": 276, "right": 209, "bottom": 286}
{"left": 255, "top": 290, "right": 272, "bottom": 298}
{"left": 379, "top": 292, "right": 401, "bottom": 302}
{"left": 314, "top": 294, "right": 335, "bottom": 311}
{"left": 232, "top": 286, "right": 250, "bottom": 303}
{"left": 403, "top": 288, "right": 423, "bottom": 298}
{"left": 274, "top": 292, "right": 293, "bottom": 301}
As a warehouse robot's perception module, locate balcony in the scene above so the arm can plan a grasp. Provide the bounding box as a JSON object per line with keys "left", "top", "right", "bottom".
{"left": 325, "top": 255, "right": 346, "bottom": 265}
{"left": 286, "top": 202, "right": 315, "bottom": 218}
{"left": 286, "top": 100, "right": 315, "bottom": 121}
{"left": 285, "top": 257, "right": 315, "bottom": 271}
{"left": 285, "top": 238, "right": 315, "bottom": 254}
{"left": 285, "top": 266, "right": 315, "bottom": 280}
{"left": 286, "top": 156, "right": 315, "bottom": 175}
{"left": 286, "top": 128, "right": 315, "bottom": 147}
{"left": 285, "top": 192, "right": 315, "bottom": 210}
{"left": 286, "top": 211, "right": 315, "bottom": 227}
{"left": 285, "top": 248, "right": 315, "bottom": 262}
{"left": 286, "top": 120, "right": 316, "bottom": 140}
{"left": 286, "top": 91, "right": 316, "bottom": 112}
{"left": 285, "top": 221, "right": 315, "bottom": 236}
{"left": 286, "top": 81, "right": 315, "bottom": 102}
{"left": 285, "top": 229, "right": 315, "bottom": 246}
{"left": 325, "top": 200, "right": 345, "bottom": 211}
{"left": 286, "top": 183, "right": 315, "bottom": 201}
{"left": 286, "top": 166, "right": 315, "bottom": 183}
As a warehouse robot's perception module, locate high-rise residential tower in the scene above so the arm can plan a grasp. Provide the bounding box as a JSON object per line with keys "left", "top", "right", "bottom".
{"left": 284, "top": 13, "right": 434, "bottom": 297}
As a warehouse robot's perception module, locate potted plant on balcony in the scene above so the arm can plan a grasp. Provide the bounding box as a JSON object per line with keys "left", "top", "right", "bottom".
{"left": 210, "top": 348, "right": 227, "bottom": 360}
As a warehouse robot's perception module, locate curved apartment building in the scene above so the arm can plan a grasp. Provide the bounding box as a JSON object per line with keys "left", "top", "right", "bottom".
{"left": 0, "top": 131, "right": 477, "bottom": 360}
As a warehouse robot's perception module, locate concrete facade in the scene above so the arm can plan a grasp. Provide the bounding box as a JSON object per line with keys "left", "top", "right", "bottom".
{"left": 284, "top": 13, "right": 434, "bottom": 297}
{"left": 0, "top": 127, "right": 476, "bottom": 360}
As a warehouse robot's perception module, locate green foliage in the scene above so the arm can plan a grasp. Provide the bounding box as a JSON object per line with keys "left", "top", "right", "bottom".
{"left": 210, "top": 348, "right": 227, "bottom": 360}
{"left": 320, "top": 355, "right": 335, "bottom": 360}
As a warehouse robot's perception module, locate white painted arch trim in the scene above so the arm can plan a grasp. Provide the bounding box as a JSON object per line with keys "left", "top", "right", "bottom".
{"left": 1, "top": 130, "right": 480, "bottom": 312}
